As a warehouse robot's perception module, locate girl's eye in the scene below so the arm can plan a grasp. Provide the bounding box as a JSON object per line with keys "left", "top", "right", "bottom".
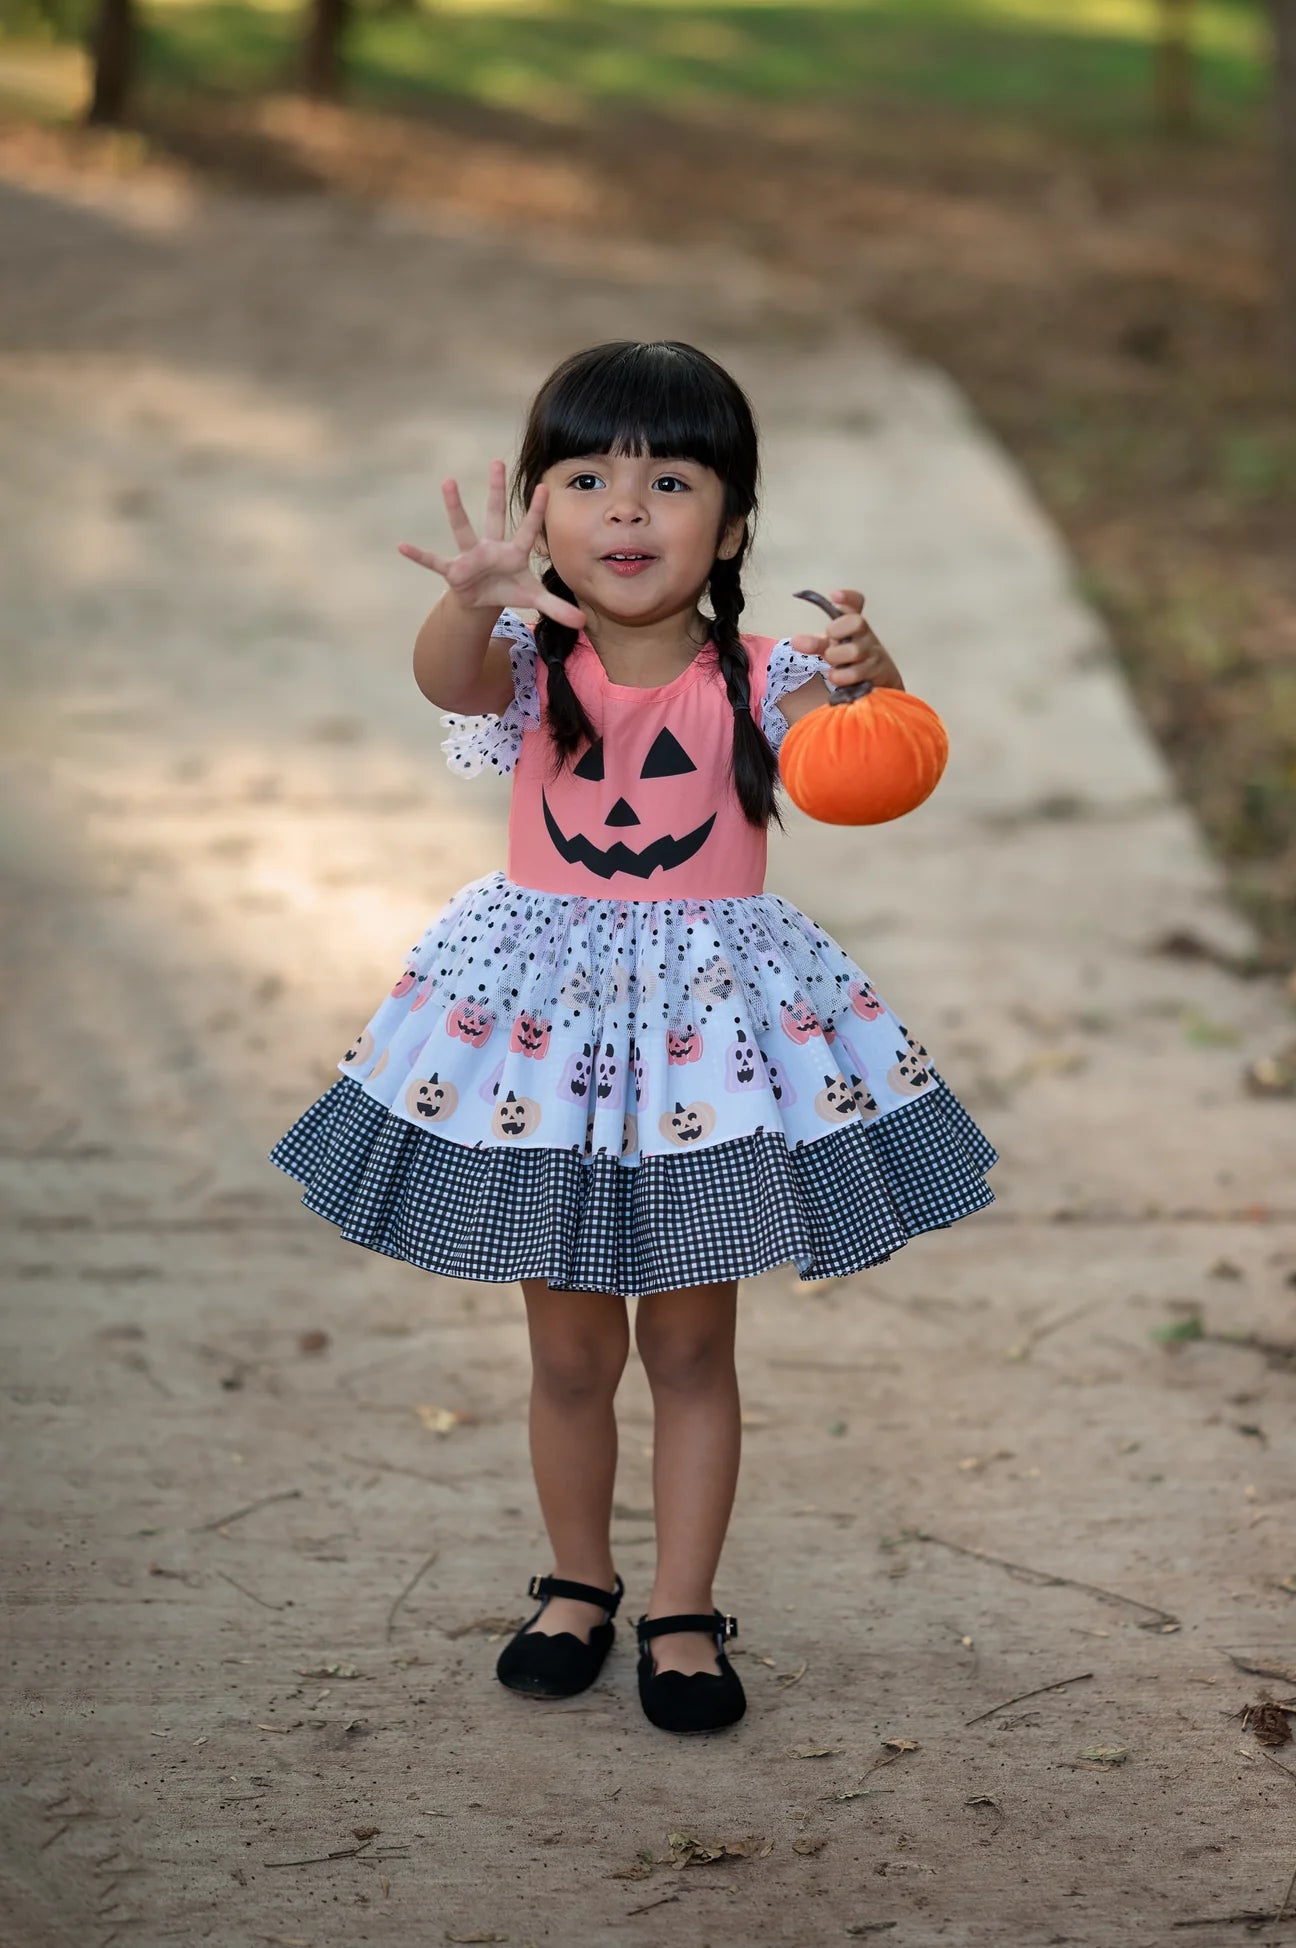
{"left": 570, "top": 473, "right": 602, "bottom": 490}
{"left": 653, "top": 476, "right": 688, "bottom": 493}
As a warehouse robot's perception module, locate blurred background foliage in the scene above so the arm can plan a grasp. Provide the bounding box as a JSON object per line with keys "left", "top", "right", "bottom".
{"left": 0, "top": 0, "right": 1274, "bottom": 131}
{"left": 1, "top": 0, "right": 1293, "bottom": 963}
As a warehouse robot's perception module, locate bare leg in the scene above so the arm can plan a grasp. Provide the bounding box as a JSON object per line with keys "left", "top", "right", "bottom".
{"left": 518, "top": 1277, "right": 629, "bottom": 1642}
{"left": 634, "top": 1279, "right": 741, "bottom": 1677}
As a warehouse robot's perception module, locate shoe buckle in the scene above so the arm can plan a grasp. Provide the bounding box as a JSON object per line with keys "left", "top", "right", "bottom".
{"left": 527, "top": 1574, "right": 545, "bottom": 1599}
{"left": 722, "top": 1614, "right": 738, "bottom": 1640}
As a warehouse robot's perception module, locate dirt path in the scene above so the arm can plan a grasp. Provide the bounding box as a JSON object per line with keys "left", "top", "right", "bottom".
{"left": 2, "top": 146, "right": 1294, "bottom": 1948}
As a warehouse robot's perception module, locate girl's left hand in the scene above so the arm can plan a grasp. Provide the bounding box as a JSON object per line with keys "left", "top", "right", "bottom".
{"left": 790, "top": 588, "right": 905, "bottom": 692}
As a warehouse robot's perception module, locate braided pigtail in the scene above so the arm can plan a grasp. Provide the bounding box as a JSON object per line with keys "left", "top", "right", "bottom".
{"left": 534, "top": 564, "right": 598, "bottom": 780}
{"left": 708, "top": 551, "right": 783, "bottom": 831}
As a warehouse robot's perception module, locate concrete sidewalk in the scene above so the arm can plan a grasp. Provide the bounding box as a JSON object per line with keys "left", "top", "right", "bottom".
{"left": 2, "top": 155, "right": 1294, "bottom": 1947}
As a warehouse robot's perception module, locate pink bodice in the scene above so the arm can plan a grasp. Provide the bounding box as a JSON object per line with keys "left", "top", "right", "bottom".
{"left": 506, "top": 632, "right": 782, "bottom": 900}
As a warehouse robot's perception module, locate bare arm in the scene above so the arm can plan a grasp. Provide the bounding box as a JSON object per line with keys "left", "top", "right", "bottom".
{"left": 412, "top": 590, "right": 516, "bottom": 717}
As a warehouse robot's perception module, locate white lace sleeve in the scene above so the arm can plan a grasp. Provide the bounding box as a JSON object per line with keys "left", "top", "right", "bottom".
{"left": 760, "top": 637, "right": 832, "bottom": 758}
{"left": 439, "top": 608, "right": 542, "bottom": 778}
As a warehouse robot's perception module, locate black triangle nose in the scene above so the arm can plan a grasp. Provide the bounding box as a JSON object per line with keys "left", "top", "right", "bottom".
{"left": 605, "top": 798, "right": 640, "bottom": 827}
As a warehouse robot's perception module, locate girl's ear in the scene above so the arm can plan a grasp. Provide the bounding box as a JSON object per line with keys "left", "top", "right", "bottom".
{"left": 717, "top": 517, "right": 746, "bottom": 563}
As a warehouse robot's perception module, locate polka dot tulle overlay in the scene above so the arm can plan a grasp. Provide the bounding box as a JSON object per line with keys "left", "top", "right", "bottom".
{"left": 320, "top": 871, "right": 992, "bottom": 1166}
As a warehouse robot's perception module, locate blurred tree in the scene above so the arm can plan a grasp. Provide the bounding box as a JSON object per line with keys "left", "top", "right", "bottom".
{"left": 1278, "top": 1, "right": 1296, "bottom": 364}
{"left": 303, "top": 0, "right": 351, "bottom": 98}
{"left": 86, "top": 0, "right": 136, "bottom": 125}
{"left": 1154, "top": 0, "right": 1196, "bottom": 137}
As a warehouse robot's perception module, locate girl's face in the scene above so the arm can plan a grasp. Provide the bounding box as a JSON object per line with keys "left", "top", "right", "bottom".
{"left": 537, "top": 449, "right": 744, "bottom": 626}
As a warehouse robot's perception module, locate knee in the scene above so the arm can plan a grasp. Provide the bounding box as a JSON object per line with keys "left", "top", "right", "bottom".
{"left": 530, "top": 1326, "right": 628, "bottom": 1405}
{"left": 635, "top": 1323, "right": 734, "bottom": 1396}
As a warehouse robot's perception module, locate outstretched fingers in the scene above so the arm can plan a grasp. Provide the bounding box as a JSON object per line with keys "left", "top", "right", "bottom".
{"left": 397, "top": 541, "right": 451, "bottom": 574}
{"left": 482, "top": 457, "right": 507, "bottom": 544}
{"left": 535, "top": 587, "right": 588, "bottom": 631}
{"left": 441, "top": 476, "right": 479, "bottom": 554}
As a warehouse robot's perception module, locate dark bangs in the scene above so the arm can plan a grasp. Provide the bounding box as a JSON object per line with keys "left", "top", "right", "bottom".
{"left": 514, "top": 341, "right": 759, "bottom": 525}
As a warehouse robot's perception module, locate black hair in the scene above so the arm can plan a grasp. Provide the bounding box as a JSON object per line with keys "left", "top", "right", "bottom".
{"left": 510, "top": 339, "right": 782, "bottom": 830}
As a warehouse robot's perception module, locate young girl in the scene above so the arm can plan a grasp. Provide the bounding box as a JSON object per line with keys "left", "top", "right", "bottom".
{"left": 268, "top": 339, "right": 997, "bottom": 1737}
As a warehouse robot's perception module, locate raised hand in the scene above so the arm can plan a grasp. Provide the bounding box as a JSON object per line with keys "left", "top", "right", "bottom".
{"left": 397, "top": 459, "right": 587, "bottom": 631}
{"left": 790, "top": 588, "right": 905, "bottom": 692}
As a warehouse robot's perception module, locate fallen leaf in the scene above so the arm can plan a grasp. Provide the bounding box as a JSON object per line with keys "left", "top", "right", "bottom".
{"left": 1243, "top": 1702, "right": 1294, "bottom": 1747}
{"left": 1243, "top": 1041, "right": 1296, "bottom": 1097}
{"left": 416, "top": 1404, "right": 473, "bottom": 1436}
{"left": 794, "top": 1747, "right": 840, "bottom": 1759}
{"left": 1076, "top": 1744, "right": 1129, "bottom": 1766}
{"left": 958, "top": 1450, "right": 1014, "bottom": 1472}
{"left": 665, "top": 1830, "right": 765, "bottom": 1865}
{"left": 352, "top": 1825, "right": 381, "bottom": 1841}
{"left": 882, "top": 1738, "right": 920, "bottom": 1754}
{"left": 296, "top": 1663, "right": 362, "bottom": 1680}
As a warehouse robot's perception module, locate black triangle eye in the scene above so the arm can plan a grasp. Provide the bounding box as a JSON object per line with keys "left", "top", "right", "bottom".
{"left": 641, "top": 728, "right": 696, "bottom": 778}
{"left": 574, "top": 739, "right": 604, "bottom": 781}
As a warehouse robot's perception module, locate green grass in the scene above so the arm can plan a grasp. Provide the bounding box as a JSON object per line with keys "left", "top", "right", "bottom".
{"left": 1, "top": 0, "right": 1271, "bottom": 139}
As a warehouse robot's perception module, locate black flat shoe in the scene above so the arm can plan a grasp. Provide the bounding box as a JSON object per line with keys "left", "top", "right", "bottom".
{"left": 635, "top": 1609, "right": 746, "bottom": 1734}
{"left": 495, "top": 1572, "right": 625, "bottom": 1699}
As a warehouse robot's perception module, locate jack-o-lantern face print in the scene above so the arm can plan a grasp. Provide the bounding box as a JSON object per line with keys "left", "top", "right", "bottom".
{"left": 888, "top": 1047, "right": 932, "bottom": 1097}
{"left": 491, "top": 1089, "right": 542, "bottom": 1140}
{"left": 814, "top": 1073, "right": 861, "bottom": 1123}
{"left": 342, "top": 1028, "right": 375, "bottom": 1069}
{"left": 510, "top": 1012, "right": 551, "bottom": 1059}
{"left": 659, "top": 1099, "right": 717, "bottom": 1148}
{"left": 542, "top": 725, "right": 716, "bottom": 883}
{"left": 405, "top": 1071, "right": 458, "bottom": 1122}
{"left": 725, "top": 1029, "right": 760, "bottom": 1093}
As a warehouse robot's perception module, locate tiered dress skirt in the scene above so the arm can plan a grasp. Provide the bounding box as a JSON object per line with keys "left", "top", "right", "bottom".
{"left": 268, "top": 870, "right": 998, "bottom": 1297}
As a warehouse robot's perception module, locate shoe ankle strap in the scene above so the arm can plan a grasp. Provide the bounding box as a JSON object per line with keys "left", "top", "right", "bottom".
{"left": 528, "top": 1571, "right": 624, "bottom": 1616}
{"left": 637, "top": 1609, "right": 738, "bottom": 1644}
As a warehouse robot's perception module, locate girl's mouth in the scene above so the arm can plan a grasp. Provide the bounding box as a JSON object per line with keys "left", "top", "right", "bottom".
{"left": 602, "top": 553, "right": 657, "bottom": 577}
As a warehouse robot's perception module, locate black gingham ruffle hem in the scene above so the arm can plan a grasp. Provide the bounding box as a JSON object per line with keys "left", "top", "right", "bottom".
{"left": 268, "top": 1069, "right": 997, "bottom": 1298}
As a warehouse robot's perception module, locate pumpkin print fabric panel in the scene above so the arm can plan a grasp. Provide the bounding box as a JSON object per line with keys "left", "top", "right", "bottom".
{"left": 269, "top": 611, "right": 998, "bottom": 1296}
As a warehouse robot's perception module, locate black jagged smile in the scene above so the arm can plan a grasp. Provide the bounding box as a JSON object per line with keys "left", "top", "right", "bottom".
{"left": 542, "top": 791, "right": 716, "bottom": 881}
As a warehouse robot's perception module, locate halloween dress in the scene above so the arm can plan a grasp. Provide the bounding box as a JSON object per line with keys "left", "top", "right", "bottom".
{"left": 267, "top": 608, "right": 998, "bottom": 1297}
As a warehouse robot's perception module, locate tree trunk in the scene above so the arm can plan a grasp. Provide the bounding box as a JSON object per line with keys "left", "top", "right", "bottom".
{"left": 1153, "top": 0, "right": 1196, "bottom": 138}
{"left": 302, "top": 0, "right": 350, "bottom": 100}
{"left": 85, "top": 0, "right": 136, "bottom": 127}
{"left": 1276, "top": 0, "right": 1296, "bottom": 368}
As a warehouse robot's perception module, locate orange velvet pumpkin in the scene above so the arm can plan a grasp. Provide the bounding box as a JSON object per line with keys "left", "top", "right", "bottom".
{"left": 777, "top": 589, "right": 949, "bottom": 826}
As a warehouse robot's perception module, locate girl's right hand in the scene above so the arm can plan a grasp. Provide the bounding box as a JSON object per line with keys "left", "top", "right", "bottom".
{"left": 397, "top": 459, "right": 587, "bottom": 631}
